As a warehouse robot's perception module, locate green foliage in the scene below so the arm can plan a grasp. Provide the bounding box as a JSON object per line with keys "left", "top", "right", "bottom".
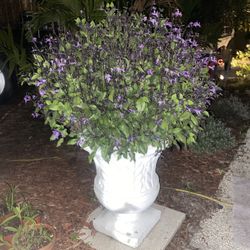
{"left": 1, "top": 184, "right": 39, "bottom": 218}
{"left": 23, "top": 8, "right": 218, "bottom": 162}
{"left": 190, "top": 116, "right": 236, "bottom": 154}
{"left": 1, "top": 183, "right": 17, "bottom": 212}
{"left": 211, "top": 95, "right": 250, "bottom": 121}
{"left": 232, "top": 45, "right": 250, "bottom": 79}
{"left": 26, "top": 0, "right": 107, "bottom": 38}
{"left": 11, "top": 223, "right": 54, "bottom": 250}
{"left": 0, "top": 25, "right": 31, "bottom": 77}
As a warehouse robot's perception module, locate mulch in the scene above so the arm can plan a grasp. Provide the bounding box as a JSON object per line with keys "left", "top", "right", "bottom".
{"left": 0, "top": 90, "right": 249, "bottom": 249}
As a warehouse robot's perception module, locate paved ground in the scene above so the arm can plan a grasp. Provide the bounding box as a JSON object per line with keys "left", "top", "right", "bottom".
{"left": 190, "top": 127, "right": 250, "bottom": 250}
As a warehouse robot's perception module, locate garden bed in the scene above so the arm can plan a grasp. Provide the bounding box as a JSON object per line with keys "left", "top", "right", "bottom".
{"left": 0, "top": 88, "right": 249, "bottom": 249}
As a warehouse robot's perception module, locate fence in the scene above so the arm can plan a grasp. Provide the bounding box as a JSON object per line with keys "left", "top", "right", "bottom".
{"left": 0, "top": 0, "right": 35, "bottom": 27}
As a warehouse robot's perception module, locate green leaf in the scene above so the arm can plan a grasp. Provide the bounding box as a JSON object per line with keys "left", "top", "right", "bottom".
{"left": 49, "top": 102, "right": 60, "bottom": 111}
{"left": 180, "top": 111, "right": 191, "bottom": 121}
{"left": 56, "top": 138, "right": 64, "bottom": 147}
{"left": 0, "top": 214, "right": 17, "bottom": 226}
{"left": 191, "top": 115, "right": 198, "bottom": 126}
{"left": 177, "top": 134, "right": 186, "bottom": 144}
{"left": 173, "top": 128, "right": 182, "bottom": 134}
{"left": 67, "top": 138, "right": 78, "bottom": 145}
{"left": 33, "top": 54, "right": 43, "bottom": 63}
{"left": 108, "top": 88, "right": 115, "bottom": 102}
{"left": 203, "top": 111, "right": 209, "bottom": 117}
{"left": 120, "top": 124, "right": 130, "bottom": 138}
{"left": 136, "top": 97, "right": 149, "bottom": 112}
{"left": 3, "top": 226, "right": 18, "bottom": 233}
{"left": 187, "top": 133, "right": 196, "bottom": 144}
{"left": 171, "top": 94, "right": 178, "bottom": 104}
{"left": 161, "top": 120, "right": 168, "bottom": 130}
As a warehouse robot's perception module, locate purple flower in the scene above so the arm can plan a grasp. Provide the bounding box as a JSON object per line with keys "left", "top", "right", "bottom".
{"left": 193, "top": 108, "right": 202, "bottom": 115}
{"left": 117, "top": 95, "right": 123, "bottom": 102}
{"left": 151, "top": 8, "right": 159, "bottom": 18}
{"left": 187, "top": 106, "right": 202, "bottom": 115}
{"left": 52, "top": 129, "right": 61, "bottom": 140}
{"left": 32, "top": 37, "right": 37, "bottom": 43}
{"left": 45, "top": 37, "right": 54, "bottom": 45}
{"left": 208, "top": 65, "right": 215, "bottom": 71}
{"left": 147, "top": 69, "right": 153, "bottom": 75}
{"left": 128, "top": 135, "right": 136, "bottom": 142}
{"left": 128, "top": 109, "right": 136, "bottom": 113}
{"left": 188, "top": 39, "right": 198, "bottom": 47}
{"left": 155, "top": 119, "right": 162, "bottom": 126}
{"left": 139, "top": 44, "right": 144, "bottom": 49}
{"left": 192, "top": 40, "right": 198, "bottom": 47}
{"left": 55, "top": 58, "right": 66, "bottom": 68}
{"left": 155, "top": 58, "right": 160, "bottom": 65}
{"left": 31, "top": 112, "right": 39, "bottom": 118}
{"left": 172, "top": 27, "right": 181, "bottom": 34}
{"left": 70, "top": 115, "right": 77, "bottom": 123}
{"left": 37, "top": 102, "right": 44, "bottom": 109}
{"left": 182, "top": 71, "right": 190, "bottom": 78}
{"left": 143, "top": 16, "right": 147, "bottom": 22}
{"left": 189, "top": 21, "right": 201, "bottom": 28}
{"left": 105, "top": 74, "right": 112, "bottom": 83}
{"left": 39, "top": 89, "right": 46, "bottom": 96}
{"left": 112, "top": 67, "right": 125, "bottom": 73}
{"left": 35, "top": 79, "right": 46, "bottom": 87}
{"left": 24, "top": 95, "right": 31, "bottom": 103}
{"left": 149, "top": 17, "right": 158, "bottom": 26}
{"left": 52, "top": 89, "right": 59, "bottom": 94}
{"left": 158, "top": 100, "right": 165, "bottom": 106}
{"left": 77, "top": 136, "right": 85, "bottom": 147}
{"left": 58, "top": 67, "right": 64, "bottom": 74}
{"left": 74, "top": 41, "right": 81, "bottom": 48}
{"left": 114, "top": 139, "right": 121, "bottom": 148}
{"left": 210, "top": 86, "right": 217, "bottom": 94}
{"left": 165, "top": 21, "right": 172, "bottom": 28}
{"left": 81, "top": 117, "right": 89, "bottom": 125}
{"left": 172, "top": 9, "right": 182, "bottom": 18}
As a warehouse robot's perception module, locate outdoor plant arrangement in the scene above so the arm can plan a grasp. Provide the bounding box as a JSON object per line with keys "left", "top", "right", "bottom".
{"left": 0, "top": 210, "right": 55, "bottom": 250}
{"left": 23, "top": 5, "right": 219, "bottom": 248}
{"left": 11, "top": 222, "right": 55, "bottom": 250}
{"left": 0, "top": 184, "right": 44, "bottom": 249}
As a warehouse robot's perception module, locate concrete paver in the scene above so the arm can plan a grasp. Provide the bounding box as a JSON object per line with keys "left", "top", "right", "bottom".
{"left": 79, "top": 204, "right": 185, "bottom": 250}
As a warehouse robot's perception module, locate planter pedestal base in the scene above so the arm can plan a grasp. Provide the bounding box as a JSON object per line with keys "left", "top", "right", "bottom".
{"left": 93, "top": 207, "right": 161, "bottom": 248}
{"left": 80, "top": 204, "right": 185, "bottom": 249}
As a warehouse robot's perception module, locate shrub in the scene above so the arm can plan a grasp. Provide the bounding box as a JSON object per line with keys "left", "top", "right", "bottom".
{"left": 190, "top": 116, "right": 236, "bottom": 154}
{"left": 210, "top": 95, "right": 250, "bottom": 121}
{"left": 231, "top": 45, "right": 250, "bottom": 79}
{"left": 22, "top": 6, "right": 219, "bottom": 161}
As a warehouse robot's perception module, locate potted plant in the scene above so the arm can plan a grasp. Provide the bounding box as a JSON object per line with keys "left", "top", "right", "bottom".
{"left": 0, "top": 184, "right": 42, "bottom": 248}
{"left": 22, "top": 5, "right": 219, "bottom": 247}
{"left": 11, "top": 222, "right": 55, "bottom": 250}
{"left": 0, "top": 204, "right": 42, "bottom": 248}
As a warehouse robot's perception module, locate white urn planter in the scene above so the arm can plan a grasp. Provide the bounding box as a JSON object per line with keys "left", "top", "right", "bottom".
{"left": 89, "top": 146, "right": 162, "bottom": 248}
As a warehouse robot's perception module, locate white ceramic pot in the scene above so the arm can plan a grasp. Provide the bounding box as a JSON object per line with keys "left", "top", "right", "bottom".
{"left": 90, "top": 146, "right": 162, "bottom": 248}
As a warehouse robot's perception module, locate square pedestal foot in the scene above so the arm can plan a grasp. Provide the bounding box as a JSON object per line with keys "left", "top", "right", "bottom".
{"left": 79, "top": 204, "right": 186, "bottom": 250}
{"left": 93, "top": 206, "right": 161, "bottom": 248}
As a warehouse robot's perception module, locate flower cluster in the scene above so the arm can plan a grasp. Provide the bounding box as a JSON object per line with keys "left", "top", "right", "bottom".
{"left": 23, "top": 7, "right": 219, "bottom": 161}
